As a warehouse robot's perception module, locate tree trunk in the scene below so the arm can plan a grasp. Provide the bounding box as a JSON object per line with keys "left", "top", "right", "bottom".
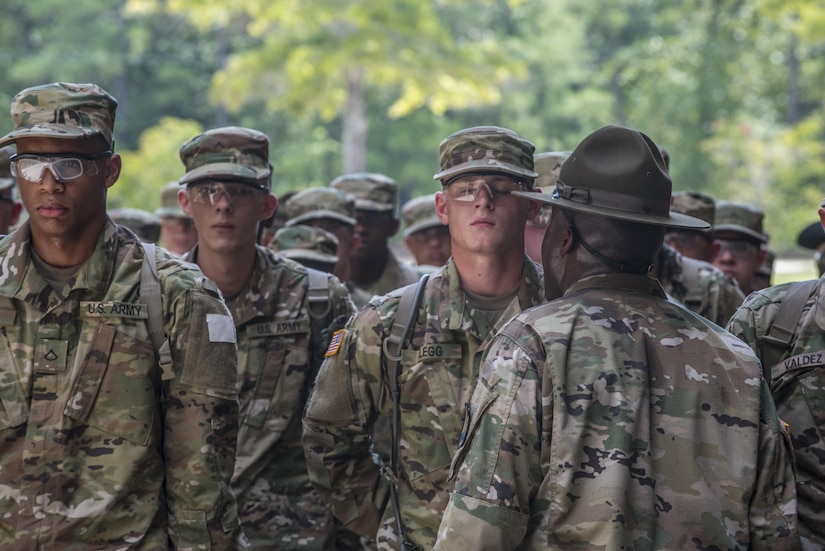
{"left": 342, "top": 67, "right": 368, "bottom": 173}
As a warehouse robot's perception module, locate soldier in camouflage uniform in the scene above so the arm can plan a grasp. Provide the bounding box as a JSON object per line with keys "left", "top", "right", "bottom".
{"left": 728, "top": 204, "right": 825, "bottom": 549}
{"left": 156, "top": 181, "right": 198, "bottom": 256}
{"left": 712, "top": 200, "right": 769, "bottom": 296}
{"left": 435, "top": 125, "right": 799, "bottom": 550}
{"left": 176, "top": 127, "right": 356, "bottom": 550}
{"left": 0, "top": 146, "right": 23, "bottom": 235}
{"left": 109, "top": 206, "right": 162, "bottom": 243}
{"left": 269, "top": 225, "right": 340, "bottom": 274}
{"left": 400, "top": 194, "right": 450, "bottom": 269}
{"left": 0, "top": 82, "right": 242, "bottom": 549}
{"left": 330, "top": 173, "right": 421, "bottom": 301}
{"left": 303, "top": 126, "right": 545, "bottom": 550}
{"left": 284, "top": 187, "right": 372, "bottom": 308}
{"left": 667, "top": 191, "right": 718, "bottom": 263}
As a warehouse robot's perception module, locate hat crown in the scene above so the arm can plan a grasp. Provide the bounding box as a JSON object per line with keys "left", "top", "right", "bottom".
{"left": 330, "top": 172, "right": 397, "bottom": 213}
{"left": 434, "top": 126, "right": 537, "bottom": 183}
{"left": 557, "top": 125, "right": 672, "bottom": 219}
{"left": 178, "top": 126, "right": 271, "bottom": 186}
{"left": 671, "top": 191, "right": 715, "bottom": 227}
{"left": 1, "top": 82, "right": 117, "bottom": 148}
{"left": 285, "top": 187, "right": 356, "bottom": 224}
{"left": 533, "top": 151, "right": 570, "bottom": 192}
{"left": 271, "top": 225, "right": 339, "bottom": 264}
{"left": 714, "top": 200, "right": 766, "bottom": 241}
{"left": 402, "top": 193, "right": 442, "bottom": 237}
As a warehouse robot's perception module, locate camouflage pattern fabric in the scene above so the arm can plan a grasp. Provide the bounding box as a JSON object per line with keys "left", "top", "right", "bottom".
{"left": 302, "top": 257, "right": 544, "bottom": 550}
{"left": 350, "top": 251, "right": 419, "bottom": 310}
{"left": 192, "top": 245, "right": 355, "bottom": 550}
{"left": 654, "top": 244, "right": 745, "bottom": 326}
{"left": 727, "top": 278, "right": 825, "bottom": 549}
{"left": 435, "top": 273, "right": 799, "bottom": 550}
{"left": 0, "top": 219, "right": 242, "bottom": 549}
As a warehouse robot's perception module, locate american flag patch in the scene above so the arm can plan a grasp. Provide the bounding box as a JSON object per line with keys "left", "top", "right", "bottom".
{"left": 325, "top": 329, "right": 345, "bottom": 357}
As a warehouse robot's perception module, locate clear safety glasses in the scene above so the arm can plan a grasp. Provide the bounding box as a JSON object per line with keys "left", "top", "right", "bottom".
{"left": 444, "top": 178, "right": 528, "bottom": 203}
{"left": 187, "top": 181, "right": 267, "bottom": 206}
{"left": 10, "top": 151, "right": 112, "bottom": 183}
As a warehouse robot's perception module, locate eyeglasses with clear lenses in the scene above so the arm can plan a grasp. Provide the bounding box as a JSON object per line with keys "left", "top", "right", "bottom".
{"left": 10, "top": 151, "right": 112, "bottom": 183}
{"left": 715, "top": 238, "right": 760, "bottom": 259}
{"left": 444, "top": 177, "right": 528, "bottom": 203}
{"left": 188, "top": 181, "right": 267, "bottom": 206}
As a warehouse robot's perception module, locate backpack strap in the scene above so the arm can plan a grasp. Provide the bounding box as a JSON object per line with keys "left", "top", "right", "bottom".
{"left": 380, "top": 274, "right": 429, "bottom": 551}
{"left": 760, "top": 278, "right": 818, "bottom": 379}
{"left": 306, "top": 268, "right": 332, "bottom": 320}
{"left": 140, "top": 243, "right": 174, "bottom": 381}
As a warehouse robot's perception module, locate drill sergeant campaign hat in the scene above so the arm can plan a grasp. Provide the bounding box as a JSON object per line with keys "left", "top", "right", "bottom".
{"left": 671, "top": 191, "right": 716, "bottom": 235}
{"left": 179, "top": 126, "right": 272, "bottom": 187}
{"left": 514, "top": 125, "right": 709, "bottom": 229}
{"left": 329, "top": 172, "right": 398, "bottom": 215}
{"left": 155, "top": 181, "right": 189, "bottom": 219}
{"left": 270, "top": 225, "right": 339, "bottom": 266}
{"left": 714, "top": 200, "right": 768, "bottom": 243}
{"left": 0, "top": 146, "right": 14, "bottom": 192}
{"left": 0, "top": 82, "right": 117, "bottom": 149}
{"left": 284, "top": 187, "right": 357, "bottom": 227}
{"left": 402, "top": 193, "right": 442, "bottom": 238}
{"left": 433, "top": 126, "right": 538, "bottom": 185}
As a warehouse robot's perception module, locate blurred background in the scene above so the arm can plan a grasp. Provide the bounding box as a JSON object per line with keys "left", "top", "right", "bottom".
{"left": 1, "top": 0, "right": 823, "bottom": 280}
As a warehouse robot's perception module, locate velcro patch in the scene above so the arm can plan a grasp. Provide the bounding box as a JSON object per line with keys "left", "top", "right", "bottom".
{"left": 207, "top": 313, "right": 236, "bottom": 343}
{"left": 325, "top": 329, "right": 345, "bottom": 357}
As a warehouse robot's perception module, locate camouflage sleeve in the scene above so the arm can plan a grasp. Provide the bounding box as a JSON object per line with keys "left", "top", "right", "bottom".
{"left": 725, "top": 298, "right": 761, "bottom": 353}
{"left": 302, "top": 304, "right": 391, "bottom": 540}
{"left": 164, "top": 276, "right": 242, "bottom": 549}
{"left": 750, "top": 379, "right": 801, "bottom": 550}
{"left": 435, "top": 323, "right": 543, "bottom": 551}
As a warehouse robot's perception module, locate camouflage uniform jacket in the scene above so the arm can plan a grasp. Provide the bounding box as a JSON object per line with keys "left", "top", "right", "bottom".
{"left": 654, "top": 244, "right": 745, "bottom": 326}
{"left": 727, "top": 278, "right": 825, "bottom": 550}
{"left": 351, "top": 251, "right": 419, "bottom": 309}
{"left": 435, "top": 273, "right": 799, "bottom": 551}
{"left": 0, "top": 220, "right": 242, "bottom": 550}
{"left": 302, "top": 257, "right": 544, "bottom": 550}
{"left": 190, "top": 245, "right": 355, "bottom": 550}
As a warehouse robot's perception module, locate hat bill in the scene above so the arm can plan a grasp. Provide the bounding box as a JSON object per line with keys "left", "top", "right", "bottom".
{"left": 433, "top": 160, "right": 538, "bottom": 183}
{"left": 513, "top": 190, "right": 711, "bottom": 230}
{"left": 179, "top": 162, "right": 270, "bottom": 186}
{"left": 715, "top": 224, "right": 768, "bottom": 243}
{"left": 285, "top": 211, "right": 356, "bottom": 228}
{"left": 280, "top": 249, "right": 338, "bottom": 264}
{"left": 404, "top": 217, "right": 444, "bottom": 238}
{"left": 354, "top": 199, "right": 394, "bottom": 212}
{"left": 0, "top": 124, "right": 104, "bottom": 149}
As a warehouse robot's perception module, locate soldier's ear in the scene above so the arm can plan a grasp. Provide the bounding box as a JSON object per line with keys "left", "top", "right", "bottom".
{"left": 435, "top": 191, "right": 448, "bottom": 224}
{"left": 260, "top": 193, "right": 277, "bottom": 221}
{"left": 178, "top": 188, "right": 192, "bottom": 216}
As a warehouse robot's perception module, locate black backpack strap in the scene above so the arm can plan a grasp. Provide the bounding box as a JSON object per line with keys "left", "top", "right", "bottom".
{"left": 760, "top": 278, "right": 818, "bottom": 379}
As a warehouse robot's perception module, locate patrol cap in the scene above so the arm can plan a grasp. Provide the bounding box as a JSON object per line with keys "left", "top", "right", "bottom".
{"left": 284, "top": 187, "right": 356, "bottom": 227}
{"left": 797, "top": 221, "right": 825, "bottom": 250}
{"left": 671, "top": 191, "right": 715, "bottom": 233}
{"left": 270, "top": 225, "right": 339, "bottom": 265}
{"left": 402, "top": 194, "right": 442, "bottom": 237}
{"left": 433, "top": 126, "right": 538, "bottom": 184}
{"left": 514, "top": 125, "right": 708, "bottom": 229}
{"left": 0, "top": 82, "right": 117, "bottom": 149}
{"left": 533, "top": 151, "right": 570, "bottom": 192}
{"left": 155, "top": 181, "right": 188, "bottom": 219}
{"left": 179, "top": 126, "right": 271, "bottom": 187}
{"left": 714, "top": 200, "right": 768, "bottom": 243}
{"left": 330, "top": 172, "right": 397, "bottom": 214}
{"left": 0, "top": 145, "right": 14, "bottom": 192}
{"left": 110, "top": 208, "right": 162, "bottom": 243}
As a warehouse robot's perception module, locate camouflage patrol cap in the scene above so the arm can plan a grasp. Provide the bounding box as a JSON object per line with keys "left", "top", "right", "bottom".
{"left": 155, "top": 181, "right": 188, "bottom": 219}
{"left": 514, "top": 125, "right": 708, "bottom": 229}
{"left": 179, "top": 126, "right": 271, "bottom": 187}
{"left": 533, "top": 151, "right": 570, "bottom": 192}
{"left": 714, "top": 200, "right": 767, "bottom": 243}
{"left": 797, "top": 221, "right": 825, "bottom": 250}
{"left": 671, "top": 191, "right": 715, "bottom": 233}
{"left": 0, "top": 82, "right": 117, "bottom": 149}
{"left": 329, "top": 173, "right": 397, "bottom": 214}
{"left": 284, "top": 187, "right": 356, "bottom": 227}
{"left": 270, "top": 225, "right": 339, "bottom": 265}
{"left": 402, "top": 194, "right": 442, "bottom": 237}
{"left": 0, "top": 145, "right": 14, "bottom": 192}
{"left": 110, "top": 208, "right": 162, "bottom": 243}
{"left": 433, "top": 126, "right": 538, "bottom": 184}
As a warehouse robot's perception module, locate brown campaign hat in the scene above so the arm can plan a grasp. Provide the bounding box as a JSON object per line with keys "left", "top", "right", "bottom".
{"left": 514, "top": 125, "right": 708, "bottom": 229}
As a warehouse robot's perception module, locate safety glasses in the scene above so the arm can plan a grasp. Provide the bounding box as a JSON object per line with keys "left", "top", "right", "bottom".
{"left": 10, "top": 151, "right": 111, "bottom": 183}
{"left": 187, "top": 181, "right": 267, "bottom": 206}
{"left": 444, "top": 178, "right": 528, "bottom": 203}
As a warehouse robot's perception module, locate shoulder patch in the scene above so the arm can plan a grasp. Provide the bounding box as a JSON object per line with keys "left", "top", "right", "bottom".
{"left": 325, "top": 328, "right": 345, "bottom": 357}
